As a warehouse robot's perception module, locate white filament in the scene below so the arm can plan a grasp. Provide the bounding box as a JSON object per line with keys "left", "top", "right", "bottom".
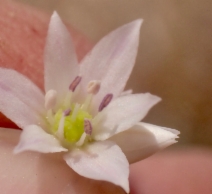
{"left": 76, "top": 132, "right": 87, "bottom": 147}
{"left": 81, "top": 94, "right": 92, "bottom": 111}
{"left": 56, "top": 115, "right": 65, "bottom": 140}
{"left": 46, "top": 110, "right": 54, "bottom": 125}
{"left": 63, "top": 91, "right": 73, "bottom": 108}
{"left": 71, "top": 103, "right": 80, "bottom": 121}
{"left": 45, "top": 90, "right": 57, "bottom": 110}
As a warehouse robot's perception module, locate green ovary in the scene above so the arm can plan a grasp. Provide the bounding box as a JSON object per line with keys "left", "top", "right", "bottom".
{"left": 53, "top": 108, "right": 92, "bottom": 143}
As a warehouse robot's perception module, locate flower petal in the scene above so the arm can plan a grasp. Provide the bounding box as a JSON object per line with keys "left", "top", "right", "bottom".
{"left": 93, "top": 93, "right": 161, "bottom": 141}
{"left": 120, "top": 89, "right": 133, "bottom": 96}
{"left": 44, "top": 12, "right": 79, "bottom": 102}
{"left": 64, "top": 141, "right": 129, "bottom": 193}
{"left": 109, "top": 122, "right": 180, "bottom": 164}
{"left": 0, "top": 68, "right": 45, "bottom": 128}
{"left": 14, "top": 125, "right": 67, "bottom": 154}
{"left": 79, "top": 19, "right": 143, "bottom": 110}
{"left": 0, "top": 68, "right": 44, "bottom": 112}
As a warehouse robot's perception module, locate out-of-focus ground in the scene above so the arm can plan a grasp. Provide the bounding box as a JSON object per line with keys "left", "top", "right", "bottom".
{"left": 14, "top": 0, "right": 212, "bottom": 146}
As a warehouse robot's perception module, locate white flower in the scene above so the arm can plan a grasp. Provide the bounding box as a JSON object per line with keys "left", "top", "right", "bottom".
{"left": 0, "top": 12, "right": 179, "bottom": 193}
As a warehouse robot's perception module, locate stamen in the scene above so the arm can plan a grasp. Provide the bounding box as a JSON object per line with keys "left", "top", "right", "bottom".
{"left": 92, "top": 111, "right": 104, "bottom": 126}
{"left": 63, "top": 91, "right": 73, "bottom": 108}
{"left": 84, "top": 119, "right": 92, "bottom": 135}
{"left": 81, "top": 94, "right": 92, "bottom": 111}
{"left": 69, "top": 76, "right": 82, "bottom": 92}
{"left": 64, "top": 108, "right": 71, "bottom": 116}
{"left": 57, "top": 115, "right": 65, "bottom": 140}
{"left": 71, "top": 103, "right": 80, "bottom": 121}
{"left": 87, "top": 80, "right": 101, "bottom": 94}
{"left": 46, "top": 110, "right": 54, "bottom": 125}
{"left": 75, "top": 132, "right": 87, "bottom": 147}
{"left": 45, "top": 90, "right": 57, "bottom": 110}
{"left": 99, "top": 93, "right": 113, "bottom": 111}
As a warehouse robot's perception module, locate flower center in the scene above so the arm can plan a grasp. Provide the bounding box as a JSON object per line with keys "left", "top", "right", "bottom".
{"left": 52, "top": 106, "right": 92, "bottom": 143}
{"left": 44, "top": 76, "right": 113, "bottom": 147}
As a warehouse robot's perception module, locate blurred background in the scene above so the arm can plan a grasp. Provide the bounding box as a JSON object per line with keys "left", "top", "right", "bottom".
{"left": 12, "top": 0, "right": 212, "bottom": 146}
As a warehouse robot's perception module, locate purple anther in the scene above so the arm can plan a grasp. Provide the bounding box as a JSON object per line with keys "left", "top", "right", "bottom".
{"left": 64, "top": 109, "right": 71, "bottom": 116}
{"left": 84, "top": 119, "right": 92, "bottom": 135}
{"left": 98, "top": 93, "right": 113, "bottom": 112}
{"left": 69, "top": 76, "right": 82, "bottom": 92}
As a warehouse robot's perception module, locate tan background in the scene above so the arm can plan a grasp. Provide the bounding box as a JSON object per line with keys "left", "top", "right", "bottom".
{"left": 14, "top": 0, "right": 212, "bottom": 146}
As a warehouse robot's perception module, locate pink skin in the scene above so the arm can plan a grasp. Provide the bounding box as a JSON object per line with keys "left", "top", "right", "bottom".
{"left": 0, "top": 1, "right": 212, "bottom": 194}
{"left": 130, "top": 148, "right": 212, "bottom": 194}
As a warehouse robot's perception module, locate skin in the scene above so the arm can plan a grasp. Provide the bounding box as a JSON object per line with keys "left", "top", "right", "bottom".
{"left": 0, "top": 0, "right": 212, "bottom": 193}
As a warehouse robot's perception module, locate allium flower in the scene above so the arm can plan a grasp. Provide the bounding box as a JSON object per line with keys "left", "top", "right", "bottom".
{"left": 0, "top": 12, "right": 179, "bottom": 193}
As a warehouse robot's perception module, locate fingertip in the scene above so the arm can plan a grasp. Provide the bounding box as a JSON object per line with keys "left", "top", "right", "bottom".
{"left": 0, "top": 128, "right": 125, "bottom": 194}
{"left": 130, "top": 147, "right": 212, "bottom": 194}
